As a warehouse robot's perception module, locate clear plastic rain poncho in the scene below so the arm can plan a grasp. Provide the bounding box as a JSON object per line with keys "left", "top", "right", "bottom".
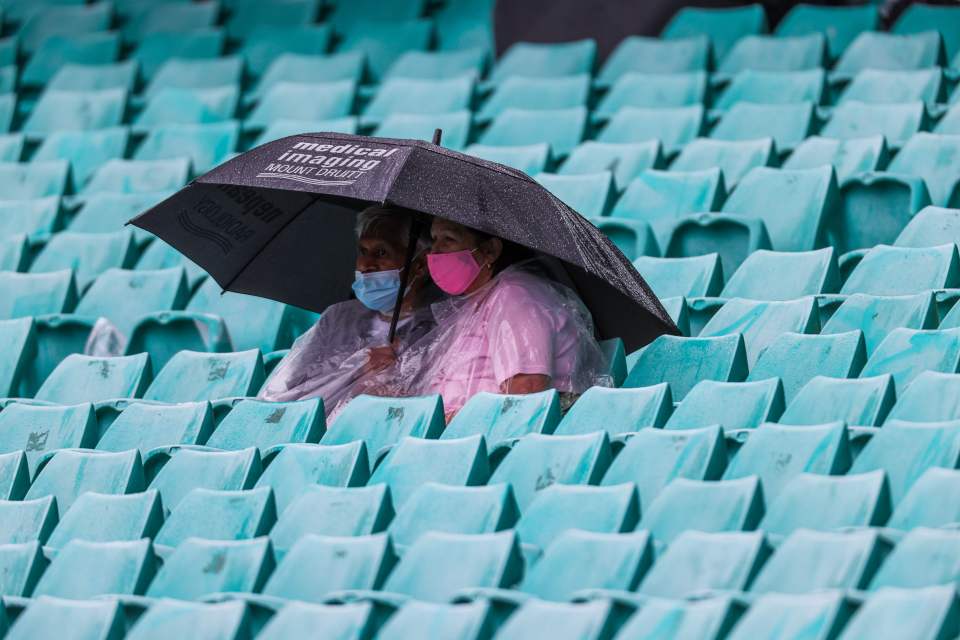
{"left": 257, "top": 298, "right": 435, "bottom": 408}
{"left": 355, "top": 260, "right": 612, "bottom": 415}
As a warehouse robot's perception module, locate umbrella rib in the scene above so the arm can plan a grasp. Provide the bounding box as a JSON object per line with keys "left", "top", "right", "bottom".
{"left": 218, "top": 195, "right": 319, "bottom": 294}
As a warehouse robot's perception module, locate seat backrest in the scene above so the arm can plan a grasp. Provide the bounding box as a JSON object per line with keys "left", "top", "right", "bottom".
{"left": 25, "top": 449, "right": 145, "bottom": 513}
{"left": 0, "top": 318, "right": 36, "bottom": 397}
{"left": 710, "top": 102, "right": 815, "bottom": 152}
{"left": 822, "top": 292, "right": 937, "bottom": 355}
{"left": 868, "top": 527, "right": 960, "bottom": 590}
{"left": 723, "top": 421, "right": 851, "bottom": 502}
{"left": 784, "top": 135, "right": 888, "bottom": 182}
{"left": 700, "top": 296, "right": 820, "bottom": 366}
{"left": 661, "top": 4, "right": 767, "bottom": 60}
{"left": 596, "top": 35, "right": 710, "bottom": 84}
{"left": 375, "top": 111, "right": 471, "bottom": 151}
{"left": 721, "top": 247, "right": 839, "bottom": 300}
{"left": 33, "top": 538, "right": 156, "bottom": 599}
{"left": 143, "top": 349, "right": 266, "bottom": 403}
{"left": 822, "top": 100, "right": 927, "bottom": 147}
{"left": 895, "top": 206, "right": 960, "bottom": 248}
{"left": 488, "top": 432, "right": 612, "bottom": 509}
{"left": 665, "top": 378, "right": 784, "bottom": 430}
{"left": 97, "top": 401, "right": 212, "bottom": 457}
{"left": 154, "top": 487, "right": 276, "bottom": 548}
{"left": 626, "top": 334, "right": 748, "bottom": 401}
{"left": 465, "top": 143, "right": 550, "bottom": 176}
{"left": 444, "top": 389, "right": 561, "bottom": 444}
{"left": 257, "top": 601, "right": 382, "bottom": 640}
{"left": 632, "top": 253, "right": 723, "bottom": 299}
{"left": 886, "top": 371, "right": 960, "bottom": 423}
{"left": 717, "top": 33, "right": 825, "bottom": 75}
{"left": 834, "top": 31, "right": 946, "bottom": 77}
{"left": 840, "top": 584, "right": 959, "bottom": 640}
{"left": 0, "top": 403, "right": 99, "bottom": 475}
{"left": 602, "top": 425, "right": 726, "bottom": 508}
{"left": 664, "top": 214, "right": 773, "bottom": 286}
{"left": 477, "top": 74, "right": 588, "bottom": 123}
{"left": 841, "top": 244, "right": 960, "bottom": 295}
{"left": 556, "top": 384, "right": 673, "bottom": 436}
{"left": 713, "top": 69, "right": 825, "bottom": 112}
{"left": 0, "top": 271, "right": 78, "bottom": 320}
{"left": 249, "top": 79, "right": 357, "bottom": 127}
{"left": 671, "top": 137, "right": 777, "bottom": 187}
{"left": 727, "top": 591, "right": 856, "bottom": 640}
{"left": 594, "top": 71, "right": 706, "bottom": 117}
{"left": 887, "top": 467, "right": 960, "bottom": 531}
{"left": 0, "top": 496, "right": 57, "bottom": 546}
{"left": 888, "top": 132, "right": 960, "bottom": 207}
{"left": 780, "top": 374, "right": 895, "bottom": 426}
{"left": 46, "top": 490, "right": 163, "bottom": 549}
{"left": 597, "top": 105, "right": 704, "bottom": 152}
{"left": 205, "top": 397, "right": 324, "bottom": 451}
{"left": 76, "top": 267, "right": 188, "bottom": 337}
{"left": 83, "top": 158, "right": 190, "bottom": 196}
{"left": 34, "top": 354, "right": 152, "bottom": 405}
{"left": 124, "top": 600, "right": 250, "bottom": 640}
{"left": 5, "top": 595, "right": 126, "bottom": 639}
{"left": 616, "top": 593, "right": 745, "bottom": 640}
{"left": 489, "top": 39, "right": 596, "bottom": 85}
{"left": 840, "top": 68, "right": 945, "bottom": 107}
{"left": 760, "top": 471, "right": 891, "bottom": 537}
{"left": 775, "top": 4, "right": 877, "bottom": 59}
{"left": 254, "top": 441, "right": 369, "bottom": 514}
{"left": 147, "top": 447, "right": 262, "bottom": 515}
{"left": 32, "top": 127, "right": 130, "bottom": 188}
{"left": 480, "top": 107, "right": 587, "bottom": 157}
{"left": 23, "top": 88, "right": 127, "bottom": 135}
{"left": 860, "top": 327, "right": 960, "bottom": 391}
{"left": 146, "top": 537, "right": 273, "bottom": 599}
{"left": 0, "top": 161, "right": 69, "bottom": 199}
{"left": 30, "top": 230, "right": 138, "bottom": 289}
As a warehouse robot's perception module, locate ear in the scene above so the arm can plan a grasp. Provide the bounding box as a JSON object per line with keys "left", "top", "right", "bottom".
{"left": 480, "top": 237, "right": 503, "bottom": 267}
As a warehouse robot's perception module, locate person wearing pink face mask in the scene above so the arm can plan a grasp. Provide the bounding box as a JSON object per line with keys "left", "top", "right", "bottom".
{"left": 376, "top": 217, "right": 610, "bottom": 420}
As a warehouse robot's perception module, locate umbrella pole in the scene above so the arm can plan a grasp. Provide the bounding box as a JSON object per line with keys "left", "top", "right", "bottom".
{"left": 386, "top": 129, "right": 443, "bottom": 343}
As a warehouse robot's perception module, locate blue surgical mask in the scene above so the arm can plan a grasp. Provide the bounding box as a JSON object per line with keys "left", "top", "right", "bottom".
{"left": 352, "top": 269, "right": 402, "bottom": 313}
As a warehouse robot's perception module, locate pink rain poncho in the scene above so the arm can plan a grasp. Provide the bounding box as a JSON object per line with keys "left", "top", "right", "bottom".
{"left": 257, "top": 299, "right": 435, "bottom": 409}
{"left": 359, "top": 261, "right": 612, "bottom": 414}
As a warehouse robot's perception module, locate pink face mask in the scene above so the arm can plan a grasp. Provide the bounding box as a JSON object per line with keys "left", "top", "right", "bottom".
{"left": 427, "top": 249, "right": 483, "bottom": 295}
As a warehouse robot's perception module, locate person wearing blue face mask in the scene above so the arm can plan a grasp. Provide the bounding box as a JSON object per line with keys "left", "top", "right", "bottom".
{"left": 258, "top": 205, "right": 436, "bottom": 412}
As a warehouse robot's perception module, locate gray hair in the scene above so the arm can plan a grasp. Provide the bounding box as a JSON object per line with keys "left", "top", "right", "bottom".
{"left": 355, "top": 205, "right": 431, "bottom": 254}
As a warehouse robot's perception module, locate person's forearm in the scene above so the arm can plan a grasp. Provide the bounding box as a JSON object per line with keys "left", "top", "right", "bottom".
{"left": 502, "top": 374, "right": 551, "bottom": 395}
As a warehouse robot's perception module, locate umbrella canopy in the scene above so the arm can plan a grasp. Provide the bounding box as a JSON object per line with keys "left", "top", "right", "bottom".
{"left": 129, "top": 132, "right": 678, "bottom": 351}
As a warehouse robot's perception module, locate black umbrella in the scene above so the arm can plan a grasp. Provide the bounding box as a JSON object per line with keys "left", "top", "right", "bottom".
{"left": 129, "top": 130, "right": 679, "bottom": 352}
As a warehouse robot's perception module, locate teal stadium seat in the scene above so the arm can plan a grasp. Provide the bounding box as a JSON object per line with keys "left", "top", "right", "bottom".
{"left": 841, "top": 244, "right": 959, "bottom": 295}
{"left": 0, "top": 94, "right": 13, "bottom": 133}
{"left": 0, "top": 234, "right": 28, "bottom": 272}
{"left": 375, "top": 601, "right": 497, "bottom": 640}
{"left": 536, "top": 171, "right": 615, "bottom": 217}
{"left": 75, "top": 266, "right": 190, "bottom": 338}
{"left": 477, "top": 74, "right": 588, "bottom": 123}
{"left": 134, "top": 87, "right": 239, "bottom": 130}
{"left": 134, "top": 121, "right": 239, "bottom": 175}
{"left": 713, "top": 69, "right": 826, "bottom": 111}
{"left": 367, "top": 435, "right": 489, "bottom": 508}
{"left": 0, "top": 451, "right": 29, "bottom": 501}
{"left": 0, "top": 318, "right": 36, "bottom": 398}
{"left": 886, "top": 371, "right": 960, "bottom": 423}
{"left": 327, "top": 0, "right": 427, "bottom": 32}
{"left": 670, "top": 137, "right": 777, "bottom": 188}
{"left": 513, "top": 483, "right": 639, "bottom": 561}
{"left": 30, "top": 230, "right": 138, "bottom": 289}
{"left": 638, "top": 476, "right": 764, "bottom": 544}
{"left": 746, "top": 331, "right": 867, "bottom": 402}
{"left": 134, "top": 238, "right": 206, "bottom": 291}
{"left": 892, "top": 3, "right": 960, "bottom": 59}
{"left": 254, "top": 441, "right": 369, "bottom": 514}
{"left": 723, "top": 421, "right": 851, "bottom": 502}
{"left": 716, "top": 33, "right": 826, "bottom": 78}
{"left": 464, "top": 143, "right": 550, "bottom": 175}
{"left": 33, "top": 353, "right": 152, "bottom": 405}
{"left": 132, "top": 28, "right": 226, "bottom": 80}
{"left": 5, "top": 597, "right": 124, "bottom": 640}
{"left": 23, "top": 89, "right": 127, "bottom": 138}
{"left": 0, "top": 497, "right": 56, "bottom": 546}
{"left": 0, "top": 198, "right": 62, "bottom": 240}
{"left": 254, "top": 117, "right": 360, "bottom": 146}
{"left": 637, "top": 530, "right": 768, "bottom": 598}
{"left": 860, "top": 328, "right": 960, "bottom": 390}
{"left": 666, "top": 378, "right": 784, "bottom": 430}
{"left": 887, "top": 467, "right": 960, "bottom": 530}
{"left": 597, "top": 105, "right": 704, "bottom": 154}
{"left": 146, "top": 537, "right": 273, "bottom": 600}
{"left": 322, "top": 394, "right": 444, "bottom": 468}
{"left": 268, "top": 485, "right": 391, "bottom": 556}
{"left": 850, "top": 419, "right": 960, "bottom": 505}
{"left": 0, "top": 271, "right": 78, "bottom": 320}
{"left": 147, "top": 447, "right": 262, "bottom": 517}
{"left": 822, "top": 292, "right": 937, "bottom": 354}
{"left": 46, "top": 61, "right": 137, "bottom": 93}
{"left": 779, "top": 375, "right": 895, "bottom": 426}
{"left": 32, "top": 127, "right": 129, "bottom": 190}
{"left": 488, "top": 432, "right": 611, "bottom": 509}
{"left": 21, "top": 33, "right": 120, "bottom": 87}
{"left": 560, "top": 141, "right": 663, "bottom": 190}
{"left": 613, "top": 168, "right": 726, "bottom": 252}
{"left": 664, "top": 214, "right": 773, "bottom": 284}
{"left": 97, "top": 401, "right": 213, "bottom": 458}
{"left": 822, "top": 101, "right": 928, "bottom": 148}
{"left": 0, "top": 133, "right": 24, "bottom": 161}
{"left": 247, "top": 80, "right": 356, "bottom": 129}
{"left": 123, "top": 1, "right": 218, "bottom": 43}
{"left": 433, "top": 0, "right": 495, "bottom": 53}
{"left": 709, "top": 101, "right": 815, "bottom": 153}
{"left": 750, "top": 528, "right": 887, "bottom": 594}
{"left": 0, "top": 541, "right": 47, "bottom": 598}
{"left": 442, "top": 389, "right": 561, "bottom": 444}
{"left": 556, "top": 384, "right": 673, "bottom": 436}
{"left": 46, "top": 490, "right": 163, "bottom": 549}
{"left": 625, "top": 334, "right": 747, "bottom": 400}
{"left": 142, "top": 349, "right": 265, "bottom": 403}
{"left": 375, "top": 111, "right": 472, "bottom": 150}
{"left": 834, "top": 174, "right": 931, "bottom": 257}
{"left": 783, "top": 135, "right": 888, "bottom": 182}
{"left": 83, "top": 158, "right": 190, "bottom": 196}
{"left": 31, "top": 538, "right": 155, "bottom": 599}
{"left": 661, "top": 4, "right": 767, "bottom": 61}
{"left": 616, "top": 594, "right": 744, "bottom": 639}
{"left": 839, "top": 68, "right": 945, "bottom": 106}
{"left": 894, "top": 206, "right": 960, "bottom": 247}
{"left": 384, "top": 48, "right": 487, "bottom": 81}
{"left": 601, "top": 425, "right": 726, "bottom": 507}
{"left": 204, "top": 397, "right": 323, "bottom": 452}
{"left": 775, "top": 4, "right": 877, "bottom": 60}
{"left": 126, "top": 601, "right": 252, "bottom": 640}
{"left": 487, "top": 39, "right": 596, "bottom": 86}
{"left": 480, "top": 107, "right": 586, "bottom": 158}
{"left": 592, "top": 218, "right": 658, "bottom": 261}
{"left": 143, "top": 54, "right": 241, "bottom": 97}
{"left": 728, "top": 589, "right": 855, "bottom": 640}
{"left": 596, "top": 36, "right": 711, "bottom": 86}
{"left": 840, "top": 585, "right": 960, "bottom": 640}
{"left": 699, "top": 296, "right": 820, "bottom": 366}
{"left": 226, "top": 0, "right": 318, "bottom": 38}
{"left": 249, "top": 53, "right": 364, "bottom": 101}
{"left": 0, "top": 402, "right": 98, "bottom": 474}
{"left": 721, "top": 247, "right": 840, "bottom": 300}
{"left": 760, "top": 471, "right": 891, "bottom": 537}
{"left": 594, "top": 72, "right": 707, "bottom": 117}
{"left": 258, "top": 601, "right": 385, "bottom": 640}
{"left": 388, "top": 483, "right": 519, "bottom": 551}
{"left": 495, "top": 600, "right": 632, "bottom": 640}
{"left": 632, "top": 254, "right": 723, "bottom": 299}
{"left": 886, "top": 133, "right": 960, "bottom": 207}
{"left": 239, "top": 25, "right": 332, "bottom": 78}
{"left": 339, "top": 19, "right": 433, "bottom": 82}
{"left": 0, "top": 161, "right": 68, "bottom": 198}
{"left": 70, "top": 193, "right": 173, "bottom": 237}
{"left": 154, "top": 487, "right": 276, "bottom": 548}
{"left": 868, "top": 528, "right": 960, "bottom": 590}
{"left": 25, "top": 449, "right": 145, "bottom": 512}
{"left": 833, "top": 31, "right": 946, "bottom": 80}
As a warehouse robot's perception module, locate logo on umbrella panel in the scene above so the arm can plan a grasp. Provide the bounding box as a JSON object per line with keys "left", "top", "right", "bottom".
{"left": 256, "top": 141, "right": 400, "bottom": 186}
